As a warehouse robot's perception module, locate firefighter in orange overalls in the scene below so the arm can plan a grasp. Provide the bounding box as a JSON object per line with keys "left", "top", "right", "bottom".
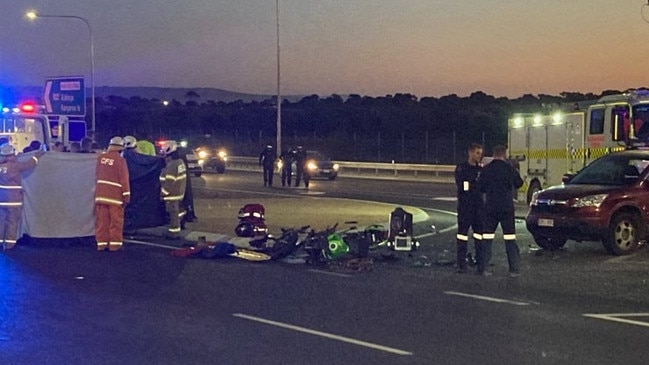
{"left": 94, "top": 136, "right": 131, "bottom": 252}
{"left": 0, "top": 144, "right": 44, "bottom": 250}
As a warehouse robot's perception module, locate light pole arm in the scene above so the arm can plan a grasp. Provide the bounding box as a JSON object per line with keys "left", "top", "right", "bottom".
{"left": 26, "top": 13, "right": 96, "bottom": 135}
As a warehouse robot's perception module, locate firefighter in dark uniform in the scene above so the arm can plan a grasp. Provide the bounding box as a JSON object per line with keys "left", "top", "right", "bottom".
{"left": 160, "top": 141, "right": 187, "bottom": 239}
{"left": 478, "top": 145, "right": 524, "bottom": 277}
{"left": 294, "top": 146, "right": 308, "bottom": 188}
{"left": 259, "top": 144, "right": 276, "bottom": 187}
{"left": 454, "top": 143, "right": 484, "bottom": 273}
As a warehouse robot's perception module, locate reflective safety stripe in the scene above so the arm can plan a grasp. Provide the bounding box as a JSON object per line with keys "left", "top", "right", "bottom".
{"left": 163, "top": 195, "right": 184, "bottom": 201}
{"left": 97, "top": 179, "right": 122, "bottom": 188}
{"left": 178, "top": 211, "right": 186, "bottom": 217}
{"left": 169, "top": 227, "right": 181, "bottom": 233}
{"left": 482, "top": 233, "right": 496, "bottom": 239}
{"left": 503, "top": 234, "right": 516, "bottom": 240}
{"left": 456, "top": 234, "right": 469, "bottom": 241}
{"left": 95, "top": 197, "right": 123, "bottom": 205}
{"left": 123, "top": 192, "right": 130, "bottom": 196}
{"left": 97, "top": 242, "right": 108, "bottom": 247}
{"left": 32, "top": 156, "right": 39, "bottom": 164}
{"left": 161, "top": 188, "right": 169, "bottom": 195}
{"left": 109, "top": 242, "right": 123, "bottom": 246}
{"left": 0, "top": 202, "right": 22, "bottom": 207}
{"left": 4, "top": 239, "right": 16, "bottom": 244}
{"left": 0, "top": 185, "right": 22, "bottom": 190}
{"left": 472, "top": 233, "right": 483, "bottom": 240}
{"left": 164, "top": 174, "right": 187, "bottom": 181}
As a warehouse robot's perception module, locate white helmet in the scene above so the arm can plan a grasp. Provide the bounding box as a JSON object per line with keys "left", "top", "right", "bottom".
{"left": 0, "top": 143, "right": 15, "bottom": 156}
{"left": 160, "top": 141, "right": 178, "bottom": 156}
{"left": 109, "top": 136, "right": 125, "bottom": 147}
{"left": 123, "top": 135, "right": 137, "bottom": 148}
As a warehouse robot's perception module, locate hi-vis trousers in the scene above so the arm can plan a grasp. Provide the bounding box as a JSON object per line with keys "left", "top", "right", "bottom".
{"left": 95, "top": 204, "right": 125, "bottom": 250}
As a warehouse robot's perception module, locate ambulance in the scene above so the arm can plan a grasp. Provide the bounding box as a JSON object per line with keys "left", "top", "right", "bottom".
{"left": 508, "top": 89, "right": 649, "bottom": 203}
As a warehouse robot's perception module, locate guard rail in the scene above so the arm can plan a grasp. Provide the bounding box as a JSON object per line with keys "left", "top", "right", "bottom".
{"left": 225, "top": 156, "right": 455, "bottom": 183}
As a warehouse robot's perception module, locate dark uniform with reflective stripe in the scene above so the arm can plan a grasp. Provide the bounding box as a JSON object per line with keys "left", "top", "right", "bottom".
{"left": 454, "top": 161, "right": 483, "bottom": 272}
{"left": 478, "top": 158, "right": 524, "bottom": 275}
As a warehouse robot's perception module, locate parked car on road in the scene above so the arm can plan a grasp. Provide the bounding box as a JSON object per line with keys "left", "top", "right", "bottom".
{"left": 526, "top": 150, "right": 649, "bottom": 255}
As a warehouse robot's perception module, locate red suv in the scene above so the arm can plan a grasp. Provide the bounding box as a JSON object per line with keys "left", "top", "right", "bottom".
{"left": 526, "top": 150, "right": 649, "bottom": 255}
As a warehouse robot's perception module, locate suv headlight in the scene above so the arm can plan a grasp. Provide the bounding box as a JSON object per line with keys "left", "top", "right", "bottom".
{"left": 197, "top": 150, "right": 209, "bottom": 159}
{"left": 570, "top": 194, "right": 608, "bottom": 208}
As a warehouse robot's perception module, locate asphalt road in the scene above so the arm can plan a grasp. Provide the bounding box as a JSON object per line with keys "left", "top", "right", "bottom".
{"left": 2, "top": 171, "right": 649, "bottom": 364}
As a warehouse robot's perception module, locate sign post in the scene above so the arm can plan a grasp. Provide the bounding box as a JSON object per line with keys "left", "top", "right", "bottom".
{"left": 43, "top": 76, "right": 86, "bottom": 117}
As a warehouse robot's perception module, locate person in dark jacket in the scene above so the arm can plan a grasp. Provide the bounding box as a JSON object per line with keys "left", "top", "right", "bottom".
{"left": 478, "top": 145, "right": 524, "bottom": 277}
{"left": 294, "top": 146, "right": 308, "bottom": 188}
{"left": 279, "top": 147, "right": 296, "bottom": 187}
{"left": 259, "top": 145, "right": 276, "bottom": 187}
{"left": 454, "top": 143, "right": 484, "bottom": 273}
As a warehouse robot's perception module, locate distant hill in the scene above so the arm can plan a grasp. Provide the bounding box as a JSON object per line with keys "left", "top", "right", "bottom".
{"left": 1, "top": 85, "right": 304, "bottom": 104}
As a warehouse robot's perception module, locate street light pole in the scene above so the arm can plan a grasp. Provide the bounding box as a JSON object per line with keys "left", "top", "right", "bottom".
{"left": 26, "top": 11, "right": 96, "bottom": 136}
{"left": 275, "top": 0, "right": 282, "bottom": 153}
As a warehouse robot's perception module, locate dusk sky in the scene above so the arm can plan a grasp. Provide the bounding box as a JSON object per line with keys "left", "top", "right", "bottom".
{"left": 2, "top": 1, "right": 649, "bottom": 98}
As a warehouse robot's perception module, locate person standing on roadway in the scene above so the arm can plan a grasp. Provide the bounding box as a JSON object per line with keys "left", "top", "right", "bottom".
{"left": 259, "top": 144, "right": 276, "bottom": 187}
{"left": 478, "top": 145, "right": 524, "bottom": 277}
{"left": 279, "top": 147, "right": 295, "bottom": 187}
{"left": 135, "top": 134, "right": 156, "bottom": 156}
{"left": 454, "top": 143, "right": 484, "bottom": 273}
{"left": 94, "top": 137, "right": 131, "bottom": 252}
{"left": 0, "top": 144, "right": 44, "bottom": 250}
{"left": 294, "top": 146, "right": 308, "bottom": 188}
{"left": 159, "top": 141, "right": 187, "bottom": 239}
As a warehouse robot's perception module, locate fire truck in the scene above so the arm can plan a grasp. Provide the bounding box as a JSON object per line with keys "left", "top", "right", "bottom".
{"left": 0, "top": 103, "right": 86, "bottom": 152}
{"left": 509, "top": 89, "right": 649, "bottom": 203}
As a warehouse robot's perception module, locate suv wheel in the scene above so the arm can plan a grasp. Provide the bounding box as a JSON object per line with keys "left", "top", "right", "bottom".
{"left": 533, "top": 236, "right": 566, "bottom": 251}
{"left": 602, "top": 212, "right": 642, "bottom": 255}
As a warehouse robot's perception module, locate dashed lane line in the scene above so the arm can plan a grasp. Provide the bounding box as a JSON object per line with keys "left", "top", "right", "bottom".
{"left": 583, "top": 313, "right": 649, "bottom": 328}
{"left": 232, "top": 313, "right": 413, "bottom": 356}
{"left": 308, "top": 269, "right": 353, "bottom": 278}
{"left": 444, "top": 291, "right": 536, "bottom": 306}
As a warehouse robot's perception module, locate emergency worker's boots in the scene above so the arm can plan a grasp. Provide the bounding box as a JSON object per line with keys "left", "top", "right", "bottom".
{"left": 456, "top": 242, "right": 468, "bottom": 273}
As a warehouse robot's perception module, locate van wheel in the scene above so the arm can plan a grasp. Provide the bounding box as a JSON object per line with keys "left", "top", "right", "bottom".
{"left": 533, "top": 236, "right": 566, "bottom": 251}
{"left": 602, "top": 212, "right": 642, "bottom": 255}
{"left": 527, "top": 180, "right": 542, "bottom": 205}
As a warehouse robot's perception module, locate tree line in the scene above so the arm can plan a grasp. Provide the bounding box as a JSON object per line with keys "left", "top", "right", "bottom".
{"left": 92, "top": 89, "right": 626, "bottom": 165}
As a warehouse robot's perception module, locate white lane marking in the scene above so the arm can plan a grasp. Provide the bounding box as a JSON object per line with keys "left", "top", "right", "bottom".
{"left": 232, "top": 313, "right": 413, "bottom": 356}
{"left": 433, "top": 197, "right": 457, "bottom": 202}
{"left": 444, "top": 291, "right": 534, "bottom": 306}
{"left": 124, "top": 238, "right": 180, "bottom": 250}
{"left": 603, "top": 253, "right": 647, "bottom": 265}
{"left": 583, "top": 313, "right": 649, "bottom": 328}
{"left": 308, "top": 269, "right": 352, "bottom": 278}
{"left": 415, "top": 208, "right": 457, "bottom": 239}
{"left": 299, "top": 191, "right": 326, "bottom": 195}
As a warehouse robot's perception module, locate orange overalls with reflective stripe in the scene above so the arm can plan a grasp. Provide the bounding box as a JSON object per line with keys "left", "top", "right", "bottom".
{"left": 0, "top": 154, "right": 39, "bottom": 249}
{"left": 94, "top": 150, "right": 130, "bottom": 251}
